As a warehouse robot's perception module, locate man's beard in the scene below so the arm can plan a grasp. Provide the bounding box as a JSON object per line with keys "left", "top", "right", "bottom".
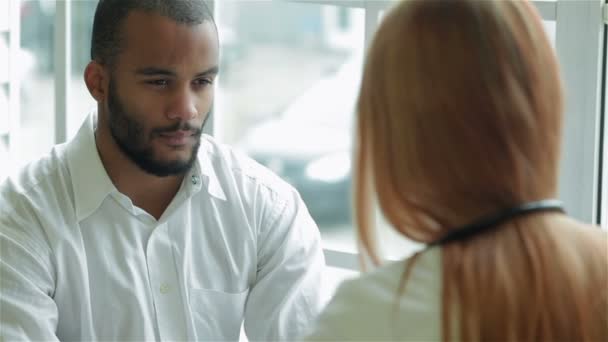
{"left": 106, "top": 78, "right": 206, "bottom": 177}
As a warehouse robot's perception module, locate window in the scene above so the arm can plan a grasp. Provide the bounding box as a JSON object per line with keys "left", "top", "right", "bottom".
{"left": 69, "top": 1, "right": 96, "bottom": 138}
{"left": 215, "top": 1, "right": 367, "bottom": 258}
{"left": 0, "top": 23, "right": 9, "bottom": 180}
{"left": 217, "top": 0, "right": 604, "bottom": 275}
{"left": 0, "top": 0, "right": 604, "bottom": 283}
{"left": 18, "top": 0, "right": 55, "bottom": 167}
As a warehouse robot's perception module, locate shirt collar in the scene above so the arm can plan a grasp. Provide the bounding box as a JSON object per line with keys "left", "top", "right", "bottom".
{"left": 65, "top": 112, "right": 116, "bottom": 222}
{"left": 66, "top": 114, "right": 228, "bottom": 222}
{"left": 197, "top": 136, "right": 227, "bottom": 202}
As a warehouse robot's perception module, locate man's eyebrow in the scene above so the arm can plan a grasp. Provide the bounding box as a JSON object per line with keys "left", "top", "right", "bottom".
{"left": 135, "top": 67, "right": 176, "bottom": 77}
{"left": 134, "top": 66, "right": 219, "bottom": 78}
{"left": 195, "top": 66, "right": 219, "bottom": 78}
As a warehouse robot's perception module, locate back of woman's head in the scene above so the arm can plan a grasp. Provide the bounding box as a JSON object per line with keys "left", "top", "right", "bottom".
{"left": 357, "top": 0, "right": 562, "bottom": 241}
{"left": 355, "top": 0, "right": 607, "bottom": 340}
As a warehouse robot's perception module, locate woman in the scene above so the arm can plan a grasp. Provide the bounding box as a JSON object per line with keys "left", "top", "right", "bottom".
{"left": 306, "top": 0, "right": 607, "bottom": 340}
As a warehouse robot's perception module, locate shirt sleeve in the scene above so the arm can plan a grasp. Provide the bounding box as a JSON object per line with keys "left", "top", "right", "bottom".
{"left": 0, "top": 209, "right": 59, "bottom": 341}
{"left": 243, "top": 185, "right": 327, "bottom": 341}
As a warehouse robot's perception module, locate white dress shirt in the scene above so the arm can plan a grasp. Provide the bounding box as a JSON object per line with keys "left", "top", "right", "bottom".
{"left": 305, "top": 248, "right": 442, "bottom": 341}
{"left": 0, "top": 113, "right": 326, "bottom": 341}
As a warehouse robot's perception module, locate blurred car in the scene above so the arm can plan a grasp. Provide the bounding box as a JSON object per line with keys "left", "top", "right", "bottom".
{"left": 238, "top": 53, "right": 362, "bottom": 225}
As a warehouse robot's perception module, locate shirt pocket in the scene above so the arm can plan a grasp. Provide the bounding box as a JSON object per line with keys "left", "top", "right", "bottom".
{"left": 189, "top": 288, "right": 249, "bottom": 341}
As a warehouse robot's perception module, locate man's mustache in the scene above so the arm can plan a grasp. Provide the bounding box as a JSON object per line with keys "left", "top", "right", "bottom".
{"left": 152, "top": 122, "right": 203, "bottom": 136}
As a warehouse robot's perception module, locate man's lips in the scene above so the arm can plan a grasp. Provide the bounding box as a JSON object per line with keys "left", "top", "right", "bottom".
{"left": 158, "top": 131, "right": 196, "bottom": 145}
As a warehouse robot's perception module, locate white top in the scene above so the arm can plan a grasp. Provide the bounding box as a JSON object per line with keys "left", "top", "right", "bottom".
{"left": 305, "top": 248, "right": 442, "bottom": 341}
{"left": 0, "top": 113, "right": 326, "bottom": 341}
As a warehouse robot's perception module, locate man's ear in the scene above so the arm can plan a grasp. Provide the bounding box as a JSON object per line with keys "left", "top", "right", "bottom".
{"left": 84, "top": 61, "right": 108, "bottom": 102}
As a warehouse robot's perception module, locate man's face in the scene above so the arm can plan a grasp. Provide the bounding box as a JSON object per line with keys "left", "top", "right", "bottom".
{"left": 103, "top": 11, "right": 219, "bottom": 177}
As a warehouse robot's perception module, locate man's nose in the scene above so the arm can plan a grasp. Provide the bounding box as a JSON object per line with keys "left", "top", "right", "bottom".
{"left": 167, "top": 89, "right": 198, "bottom": 121}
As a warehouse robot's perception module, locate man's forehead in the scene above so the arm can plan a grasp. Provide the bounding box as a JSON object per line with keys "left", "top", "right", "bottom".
{"left": 118, "top": 11, "right": 218, "bottom": 68}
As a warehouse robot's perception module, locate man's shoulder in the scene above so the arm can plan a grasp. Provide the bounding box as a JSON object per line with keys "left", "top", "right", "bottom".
{"left": 0, "top": 144, "right": 71, "bottom": 217}
{"left": 0, "top": 146, "right": 71, "bottom": 270}
{"left": 199, "top": 135, "right": 296, "bottom": 198}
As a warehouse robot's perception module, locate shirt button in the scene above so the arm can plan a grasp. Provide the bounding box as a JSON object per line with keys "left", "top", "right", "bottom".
{"left": 191, "top": 175, "right": 200, "bottom": 185}
{"left": 160, "top": 283, "right": 170, "bottom": 294}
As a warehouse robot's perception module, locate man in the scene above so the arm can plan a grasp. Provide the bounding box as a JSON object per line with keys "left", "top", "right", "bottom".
{"left": 0, "top": 1, "right": 326, "bottom": 340}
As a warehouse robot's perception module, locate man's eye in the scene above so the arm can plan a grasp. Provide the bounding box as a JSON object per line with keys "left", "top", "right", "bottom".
{"left": 194, "top": 78, "right": 212, "bottom": 86}
{"left": 147, "top": 79, "right": 169, "bottom": 86}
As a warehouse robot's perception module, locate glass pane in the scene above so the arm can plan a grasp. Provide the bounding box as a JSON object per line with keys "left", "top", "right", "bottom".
{"left": 0, "top": 34, "right": 8, "bottom": 140}
{"left": 0, "top": 3, "right": 10, "bottom": 182}
{"left": 216, "top": 2, "right": 364, "bottom": 251}
{"left": 0, "top": 78, "right": 7, "bottom": 182}
{"left": 542, "top": 20, "right": 556, "bottom": 47}
{"left": 0, "top": 81, "right": 9, "bottom": 140}
{"left": 0, "top": 81, "right": 7, "bottom": 137}
{"left": 218, "top": 4, "right": 560, "bottom": 261}
{"left": 69, "top": 0, "right": 96, "bottom": 138}
{"left": 18, "top": 0, "right": 54, "bottom": 167}
{"left": 0, "top": 1, "right": 9, "bottom": 32}
{"left": 0, "top": 34, "right": 8, "bottom": 84}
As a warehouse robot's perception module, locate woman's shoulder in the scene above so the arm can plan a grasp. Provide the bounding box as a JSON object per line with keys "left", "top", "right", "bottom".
{"left": 305, "top": 248, "right": 443, "bottom": 341}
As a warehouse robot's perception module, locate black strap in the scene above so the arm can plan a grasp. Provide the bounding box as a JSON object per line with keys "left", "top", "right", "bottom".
{"left": 429, "top": 199, "right": 565, "bottom": 246}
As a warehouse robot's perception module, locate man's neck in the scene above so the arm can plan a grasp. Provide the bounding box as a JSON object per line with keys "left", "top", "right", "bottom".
{"left": 94, "top": 125, "right": 184, "bottom": 220}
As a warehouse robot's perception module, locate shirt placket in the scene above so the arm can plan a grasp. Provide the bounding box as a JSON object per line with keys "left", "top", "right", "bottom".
{"left": 146, "top": 222, "right": 187, "bottom": 341}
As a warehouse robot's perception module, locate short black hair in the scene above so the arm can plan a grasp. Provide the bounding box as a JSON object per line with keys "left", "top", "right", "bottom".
{"left": 91, "top": 0, "right": 215, "bottom": 66}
